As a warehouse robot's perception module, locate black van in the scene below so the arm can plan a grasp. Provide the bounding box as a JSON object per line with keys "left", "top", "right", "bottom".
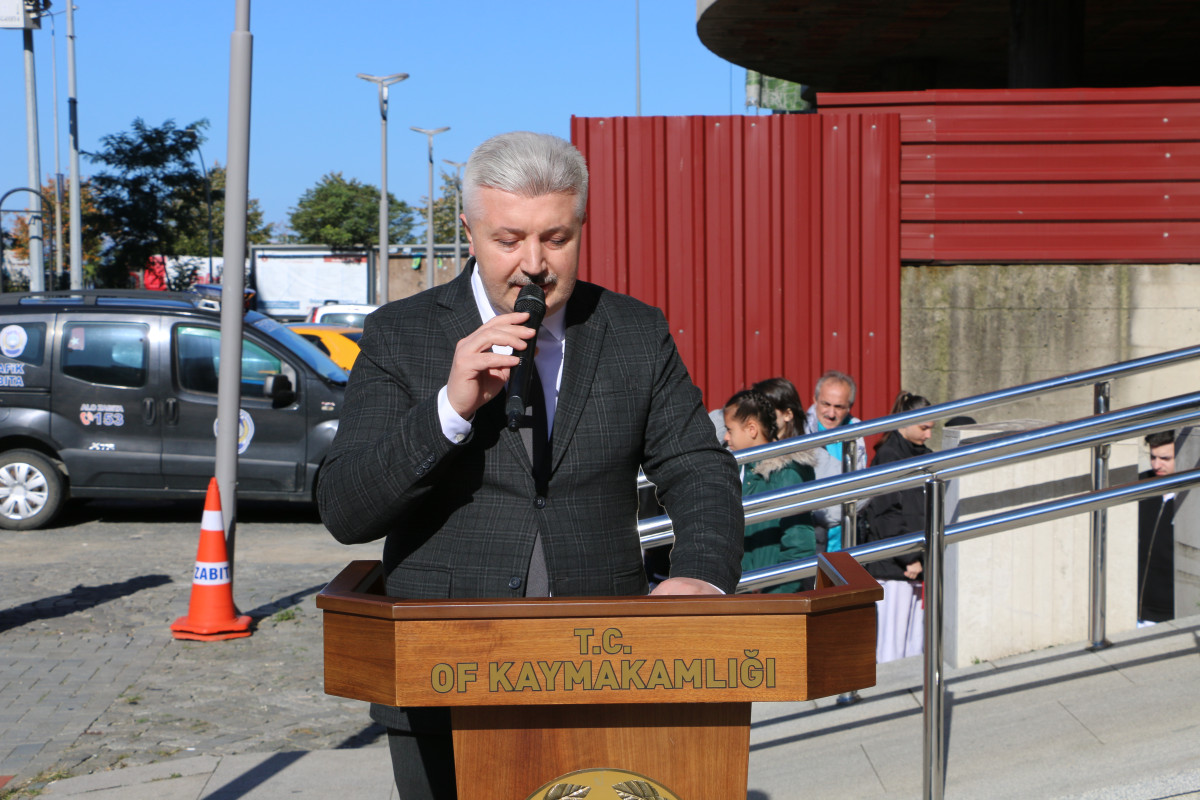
{"left": 0, "top": 289, "right": 348, "bottom": 529}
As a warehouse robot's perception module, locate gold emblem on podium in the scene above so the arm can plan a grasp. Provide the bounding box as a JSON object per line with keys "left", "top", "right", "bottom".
{"left": 526, "top": 768, "right": 682, "bottom": 800}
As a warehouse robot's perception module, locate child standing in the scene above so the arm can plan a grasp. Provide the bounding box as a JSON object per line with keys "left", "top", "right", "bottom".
{"left": 723, "top": 389, "right": 818, "bottom": 593}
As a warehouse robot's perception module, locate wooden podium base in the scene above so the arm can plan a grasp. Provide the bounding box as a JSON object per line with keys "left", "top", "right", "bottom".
{"left": 454, "top": 702, "right": 750, "bottom": 798}
{"left": 317, "top": 553, "right": 882, "bottom": 798}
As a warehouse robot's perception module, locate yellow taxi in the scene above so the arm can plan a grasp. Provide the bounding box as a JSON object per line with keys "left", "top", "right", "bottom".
{"left": 287, "top": 323, "right": 363, "bottom": 372}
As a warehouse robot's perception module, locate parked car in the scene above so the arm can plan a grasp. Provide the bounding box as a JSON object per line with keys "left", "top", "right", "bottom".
{"left": 0, "top": 289, "right": 348, "bottom": 530}
{"left": 287, "top": 323, "right": 362, "bottom": 372}
{"left": 306, "top": 302, "right": 377, "bottom": 328}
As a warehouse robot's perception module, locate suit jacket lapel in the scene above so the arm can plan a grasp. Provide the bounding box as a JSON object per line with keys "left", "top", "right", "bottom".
{"left": 551, "top": 283, "right": 606, "bottom": 473}
{"left": 437, "top": 259, "right": 484, "bottom": 344}
{"left": 438, "top": 259, "right": 532, "bottom": 469}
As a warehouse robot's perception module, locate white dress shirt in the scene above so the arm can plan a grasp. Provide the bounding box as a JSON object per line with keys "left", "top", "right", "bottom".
{"left": 437, "top": 268, "right": 566, "bottom": 442}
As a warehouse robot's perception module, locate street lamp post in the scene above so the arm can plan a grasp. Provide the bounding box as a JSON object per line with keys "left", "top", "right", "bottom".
{"left": 48, "top": 10, "right": 65, "bottom": 288}
{"left": 0, "top": 187, "right": 55, "bottom": 293}
{"left": 184, "top": 129, "right": 215, "bottom": 282}
{"left": 66, "top": 0, "right": 83, "bottom": 289}
{"left": 410, "top": 126, "right": 449, "bottom": 291}
{"left": 358, "top": 72, "right": 407, "bottom": 305}
{"left": 22, "top": 12, "right": 46, "bottom": 291}
{"left": 442, "top": 159, "right": 466, "bottom": 275}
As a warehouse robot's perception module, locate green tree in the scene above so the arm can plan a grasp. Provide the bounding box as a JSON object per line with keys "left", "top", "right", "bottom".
{"left": 415, "top": 169, "right": 464, "bottom": 246}
{"left": 288, "top": 172, "right": 414, "bottom": 249}
{"left": 84, "top": 118, "right": 211, "bottom": 287}
{"left": 175, "top": 162, "right": 274, "bottom": 256}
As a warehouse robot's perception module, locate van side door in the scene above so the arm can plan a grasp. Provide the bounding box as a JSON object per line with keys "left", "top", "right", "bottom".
{"left": 162, "top": 322, "right": 304, "bottom": 494}
{"left": 48, "top": 316, "right": 164, "bottom": 488}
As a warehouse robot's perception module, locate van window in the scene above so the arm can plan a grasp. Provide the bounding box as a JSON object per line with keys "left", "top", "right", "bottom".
{"left": 61, "top": 323, "right": 149, "bottom": 387}
{"left": 0, "top": 322, "right": 46, "bottom": 367}
{"left": 175, "top": 326, "right": 296, "bottom": 397}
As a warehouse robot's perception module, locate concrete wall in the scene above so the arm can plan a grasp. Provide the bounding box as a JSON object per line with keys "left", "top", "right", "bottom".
{"left": 942, "top": 423, "right": 1138, "bottom": 667}
{"left": 901, "top": 263, "right": 1200, "bottom": 425}
{"left": 1175, "top": 428, "right": 1200, "bottom": 619}
{"left": 382, "top": 254, "right": 460, "bottom": 303}
{"left": 905, "top": 263, "right": 1199, "bottom": 663}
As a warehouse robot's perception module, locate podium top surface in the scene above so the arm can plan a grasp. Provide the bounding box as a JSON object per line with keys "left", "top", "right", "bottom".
{"left": 315, "top": 552, "right": 882, "bottom": 620}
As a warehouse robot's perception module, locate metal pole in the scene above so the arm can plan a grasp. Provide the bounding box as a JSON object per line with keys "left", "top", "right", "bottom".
{"left": 1088, "top": 381, "right": 1112, "bottom": 650}
{"left": 411, "top": 126, "right": 449, "bottom": 291}
{"left": 357, "top": 74, "right": 407, "bottom": 306}
{"left": 443, "top": 159, "right": 466, "bottom": 275}
{"left": 66, "top": 0, "right": 82, "bottom": 289}
{"left": 841, "top": 438, "right": 860, "bottom": 549}
{"left": 216, "top": 0, "right": 253, "bottom": 569}
{"left": 923, "top": 476, "right": 947, "bottom": 800}
{"left": 1, "top": 186, "right": 55, "bottom": 294}
{"left": 425, "top": 137, "right": 433, "bottom": 290}
{"left": 23, "top": 28, "right": 45, "bottom": 292}
{"left": 835, "top": 436, "right": 862, "bottom": 706}
{"left": 49, "top": 14, "right": 64, "bottom": 288}
{"left": 378, "top": 109, "right": 388, "bottom": 304}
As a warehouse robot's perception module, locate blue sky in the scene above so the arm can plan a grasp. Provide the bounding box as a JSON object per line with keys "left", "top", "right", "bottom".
{"left": 2, "top": 1, "right": 747, "bottom": 239}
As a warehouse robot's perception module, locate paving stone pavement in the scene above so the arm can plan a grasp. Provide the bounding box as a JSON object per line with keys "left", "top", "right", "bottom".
{"left": 5, "top": 498, "right": 1200, "bottom": 800}
{"left": 0, "top": 498, "right": 381, "bottom": 794}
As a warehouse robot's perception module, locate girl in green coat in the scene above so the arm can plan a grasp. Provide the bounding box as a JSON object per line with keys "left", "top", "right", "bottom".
{"left": 723, "top": 389, "right": 818, "bottom": 593}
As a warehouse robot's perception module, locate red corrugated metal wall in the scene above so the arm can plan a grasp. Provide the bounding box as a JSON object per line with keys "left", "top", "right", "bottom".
{"left": 570, "top": 114, "right": 901, "bottom": 428}
{"left": 820, "top": 87, "right": 1200, "bottom": 263}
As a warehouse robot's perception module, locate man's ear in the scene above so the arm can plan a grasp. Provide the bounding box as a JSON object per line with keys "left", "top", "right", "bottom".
{"left": 461, "top": 214, "right": 475, "bottom": 256}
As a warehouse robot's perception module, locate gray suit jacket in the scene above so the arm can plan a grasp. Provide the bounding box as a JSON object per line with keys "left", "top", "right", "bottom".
{"left": 318, "top": 264, "right": 742, "bottom": 599}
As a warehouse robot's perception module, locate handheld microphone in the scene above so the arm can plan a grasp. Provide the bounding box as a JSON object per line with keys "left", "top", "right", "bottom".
{"left": 505, "top": 283, "right": 546, "bottom": 431}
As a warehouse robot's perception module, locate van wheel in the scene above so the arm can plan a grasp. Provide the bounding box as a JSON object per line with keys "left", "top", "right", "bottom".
{"left": 0, "top": 450, "right": 66, "bottom": 530}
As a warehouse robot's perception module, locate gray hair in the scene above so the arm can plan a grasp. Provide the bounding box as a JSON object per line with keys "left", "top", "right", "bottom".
{"left": 463, "top": 131, "right": 588, "bottom": 222}
{"left": 814, "top": 370, "right": 857, "bottom": 405}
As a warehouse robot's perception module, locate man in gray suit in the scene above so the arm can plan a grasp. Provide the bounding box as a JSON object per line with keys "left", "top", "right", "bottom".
{"left": 318, "top": 131, "right": 742, "bottom": 799}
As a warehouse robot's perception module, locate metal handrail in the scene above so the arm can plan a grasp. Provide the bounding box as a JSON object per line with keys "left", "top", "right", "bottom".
{"left": 737, "top": 467, "right": 1200, "bottom": 590}
{"left": 637, "top": 342, "right": 1200, "bottom": 490}
{"left": 739, "top": 460, "right": 1200, "bottom": 800}
{"left": 638, "top": 344, "right": 1200, "bottom": 800}
{"left": 639, "top": 391, "right": 1200, "bottom": 542}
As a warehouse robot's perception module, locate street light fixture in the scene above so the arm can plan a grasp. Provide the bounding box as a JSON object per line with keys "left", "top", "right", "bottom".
{"left": 358, "top": 72, "right": 408, "bottom": 305}
{"left": 442, "top": 159, "right": 467, "bottom": 275}
{"left": 410, "top": 125, "right": 449, "bottom": 291}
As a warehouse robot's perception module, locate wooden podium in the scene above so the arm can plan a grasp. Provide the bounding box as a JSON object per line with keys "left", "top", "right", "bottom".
{"left": 316, "top": 552, "right": 882, "bottom": 799}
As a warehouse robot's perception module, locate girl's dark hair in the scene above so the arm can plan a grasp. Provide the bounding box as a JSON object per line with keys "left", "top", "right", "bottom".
{"left": 752, "top": 377, "right": 803, "bottom": 439}
{"left": 890, "top": 390, "right": 931, "bottom": 416}
{"left": 724, "top": 388, "right": 779, "bottom": 442}
{"left": 878, "top": 390, "right": 932, "bottom": 450}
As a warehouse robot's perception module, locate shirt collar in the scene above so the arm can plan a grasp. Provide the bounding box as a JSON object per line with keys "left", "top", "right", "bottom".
{"left": 469, "top": 265, "right": 566, "bottom": 342}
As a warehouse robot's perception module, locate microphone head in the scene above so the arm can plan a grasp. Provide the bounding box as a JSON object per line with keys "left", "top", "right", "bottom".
{"left": 514, "top": 283, "right": 546, "bottom": 327}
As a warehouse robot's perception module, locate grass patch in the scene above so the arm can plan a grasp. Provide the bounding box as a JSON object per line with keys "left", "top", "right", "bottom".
{"left": 0, "top": 768, "right": 72, "bottom": 799}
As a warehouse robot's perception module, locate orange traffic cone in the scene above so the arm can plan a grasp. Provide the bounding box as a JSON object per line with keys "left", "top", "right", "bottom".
{"left": 170, "top": 478, "right": 252, "bottom": 641}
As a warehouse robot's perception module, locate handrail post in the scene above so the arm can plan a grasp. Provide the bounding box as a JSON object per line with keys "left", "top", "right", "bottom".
{"left": 1088, "top": 381, "right": 1112, "bottom": 650}
{"left": 836, "top": 439, "right": 864, "bottom": 706}
{"left": 923, "top": 476, "right": 946, "bottom": 800}
{"left": 841, "top": 438, "right": 860, "bottom": 549}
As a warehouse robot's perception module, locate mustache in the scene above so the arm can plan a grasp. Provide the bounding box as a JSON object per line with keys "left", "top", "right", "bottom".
{"left": 509, "top": 274, "right": 558, "bottom": 289}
